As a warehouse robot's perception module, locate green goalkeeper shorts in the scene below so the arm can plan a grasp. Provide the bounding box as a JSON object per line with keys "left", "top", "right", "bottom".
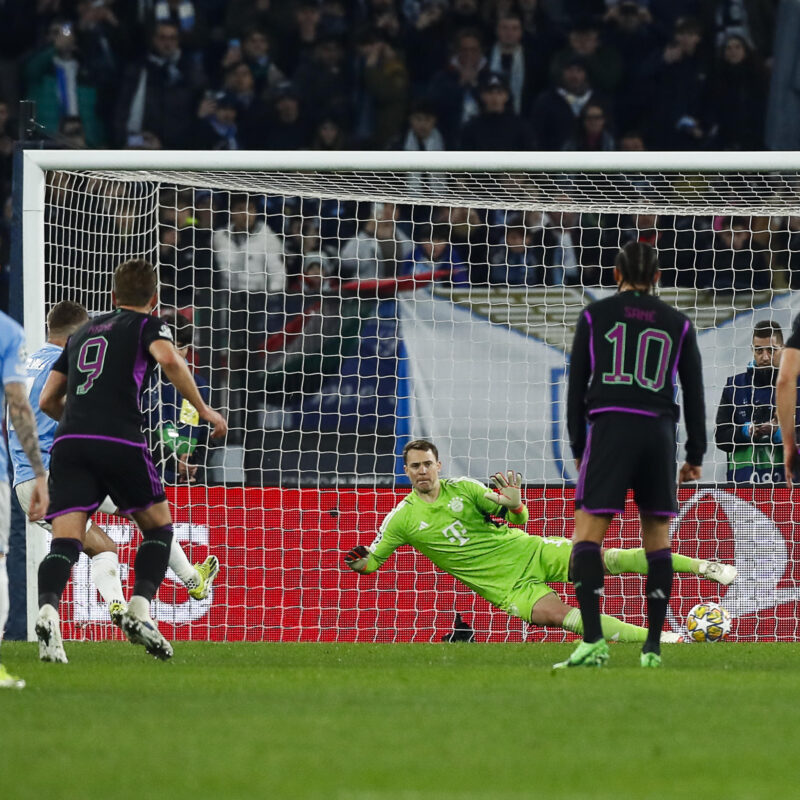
{"left": 500, "top": 537, "right": 573, "bottom": 623}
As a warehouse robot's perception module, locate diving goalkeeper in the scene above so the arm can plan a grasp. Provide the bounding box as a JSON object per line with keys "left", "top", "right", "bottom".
{"left": 344, "top": 440, "right": 736, "bottom": 643}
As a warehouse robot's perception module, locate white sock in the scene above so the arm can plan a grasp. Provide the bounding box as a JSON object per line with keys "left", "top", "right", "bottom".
{"left": 169, "top": 539, "right": 199, "bottom": 589}
{"left": 127, "top": 595, "right": 151, "bottom": 620}
{"left": 0, "top": 558, "right": 8, "bottom": 644}
{"left": 91, "top": 551, "right": 126, "bottom": 606}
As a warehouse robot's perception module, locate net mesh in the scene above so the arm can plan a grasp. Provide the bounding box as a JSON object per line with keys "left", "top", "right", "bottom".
{"left": 35, "top": 164, "right": 800, "bottom": 643}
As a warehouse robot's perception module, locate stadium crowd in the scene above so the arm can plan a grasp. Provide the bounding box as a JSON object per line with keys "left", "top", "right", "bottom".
{"left": 0, "top": 0, "right": 788, "bottom": 313}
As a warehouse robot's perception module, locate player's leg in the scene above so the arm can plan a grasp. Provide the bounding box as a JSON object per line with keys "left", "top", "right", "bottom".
{"left": 120, "top": 500, "right": 174, "bottom": 660}
{"left": 166, "top": 536, "right": 219, "bottom": 601}
{"left": 83, "top": 521, "right": 127, "bottom": 627}
{"left": 633, "top": 417, "right": 681, "bottom": 667}
{"left": 530, "top": 592, "right": 678, "bottom": 644}
{"left": 639, "top": 514, "right": 673, "bottom": 666}
{"left": 603, "top": 547, "right": 737, "bottom": 585}
{"left": 36, "top": 511, "right": 88, "bottom": 664}
{"left": 102, "top": 445, "right": 173, "bottom": 659}
{"left": 0, "top": 483, "right": 24, "bottom": 689}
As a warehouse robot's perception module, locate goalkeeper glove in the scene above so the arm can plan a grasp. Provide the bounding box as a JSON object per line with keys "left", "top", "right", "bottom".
{"left": 483, "top": 470, "right": 525, "bottom": 513}
{"left": 344, "top": 545, "right": 370, "bottom": 573}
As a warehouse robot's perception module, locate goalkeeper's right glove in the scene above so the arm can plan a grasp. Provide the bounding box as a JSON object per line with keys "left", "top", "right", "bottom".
{"left": 344, "top": 545, "right": 370, "bottom": 573}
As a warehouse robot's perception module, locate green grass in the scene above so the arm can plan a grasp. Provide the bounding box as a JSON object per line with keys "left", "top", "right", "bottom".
{"left": 0, "top": 641, "right": 795, "bottom": 800}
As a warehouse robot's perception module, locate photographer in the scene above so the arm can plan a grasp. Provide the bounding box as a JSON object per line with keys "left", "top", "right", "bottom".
{"left": 715, "top": 320, "right": 798, "bottom": 483}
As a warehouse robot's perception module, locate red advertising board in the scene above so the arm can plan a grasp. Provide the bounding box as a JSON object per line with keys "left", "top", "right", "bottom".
{"left": 60, "top": 486, "right": 800, "bottom": 643}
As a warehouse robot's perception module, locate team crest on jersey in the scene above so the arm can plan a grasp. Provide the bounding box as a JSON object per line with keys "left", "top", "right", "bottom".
{"left": 447, "top": 497, "right": 464, "bottom": 514}
{"left": 18, "top": 344, "right": 27, "bottom": 364}
{"left": 159, "top": 324, "right": 174, "bottom": 341}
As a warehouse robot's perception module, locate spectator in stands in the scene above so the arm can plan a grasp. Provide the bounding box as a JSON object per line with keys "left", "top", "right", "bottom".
{"left": 550, "top": 16, "right": 622, "bottom": 96}
{"left": 563, "top": 102, "right": 616, "bottom": 150}
{"left": 352, "top": 27, "right": 409, "bottom": 149}
{"left": 339, "top": 202, "right": 413, "bottom": 283}
{"left": 486, "top": 11, "right": 543, "bottom": 115}
{"left": 158, "top": 189, "right": 213, "bottom": 311}
{"left": 279, "top": 1, "right": 323, "bottom": 76}
{"left": 603, "top": 1, "right": 663, "bottom": 130}
{"left": 393, "top": 99, "right": 446, "bottom": 152}
{"left": 146, "top": 310, "right": 213, "bottom": 485}
{"left": 194, "top": 92, "right": 240, "bottom": 150}
{"left": 715, "top": 320, "right": 792, "bottom": 484}
{"left": 116, "top": 21, "right": 206, "bottom": 149}
{"left": 785, "top": 216, "right": 800, "bottom": 289}
{"left": 58, "top": 115, "right": 87, "bottom": 148}
{"left": 619, "top": 129, "right": 646, "bottom": 150}
{"left": 488, "top": 222, "right": 542, "bottom": 286}
{"left": 530, "top": 57, "right": 603, "bottom": 151}
{"left": 639, "top": 16, "right": 709, "bottom": 149}
{"left": 222, "top": 62, "right": 271, "bottom": 149}
{"left": 293, "top": 35, "right": 353, "bottom": 132}
{"left": 450, "top": 0, "right": 486, "bottom": 34}
{"left": 526, "top": 209, "right": 582, "bottom": 286}
{"left": 404, "top": 0, "right": 450, "bottom": 97}
{"left": 458, "top": 71, "right": 530, "bottom": 150}
{"left": 74, "top": 0, "right": 127, "bottom": 127}
{"left": 24, "top": 19, "right": 106, "bottom": 147}
{"left": 225, "top": 0, "right": 279, "bottom": 42}
{"left": 144, "top": 0, "right": 211, "bottom": 56}
{"left": 264, "top": 82, "right": 311, "bottom": 149}
{"left": 219, "top": 27, "right": 286, "bottom": 95}
{"left": 0, "top": 102, "right": 16, "bottom": 207}
{"left": 707, "top": 34, "right": 767, "bottom": 150}
{"left": 428, "top": 27, "right": 489, "bottom": 148}
{"left": 406, "top": 223, "right": 469, "bottom": 286}
{"left": 310, "top": 116, "right": 350, "bottom": 150}
{"left": 0, "top": 1, "right": 38, "bottom": 110}
{"left": 698, "top": 216, "right": 769, "bottom": 291}
{"left": 213, "top": 194, "right": 285, "bottom": 441}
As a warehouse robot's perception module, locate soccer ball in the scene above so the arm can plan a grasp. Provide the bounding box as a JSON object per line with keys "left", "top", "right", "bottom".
{"left": 685, "top": 602, "right": 732, "bottom": 643}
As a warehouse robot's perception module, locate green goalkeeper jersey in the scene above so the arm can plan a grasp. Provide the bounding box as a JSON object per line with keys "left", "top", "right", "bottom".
{"left": 365, "top": 477, "right": 534, "bottom": 608}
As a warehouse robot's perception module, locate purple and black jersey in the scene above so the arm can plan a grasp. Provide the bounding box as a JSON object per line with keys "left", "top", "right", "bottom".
{"left": 51, "top": 308, "right": 173, "bottom": 446}
{"left": 567, "top": 290, "right": 706, "bottom": 467}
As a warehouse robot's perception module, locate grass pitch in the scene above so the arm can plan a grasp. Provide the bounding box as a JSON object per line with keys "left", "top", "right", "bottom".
{"left": 1, "top": 641, "right": 796, "bottom": 800}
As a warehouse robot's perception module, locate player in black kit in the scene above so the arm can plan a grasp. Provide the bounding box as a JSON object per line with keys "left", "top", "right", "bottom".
{"left": 556, "top": 242, "right": 706, "bottom": 670}
{"left": 36, "top": 259, "right": 227, "bottom": 662}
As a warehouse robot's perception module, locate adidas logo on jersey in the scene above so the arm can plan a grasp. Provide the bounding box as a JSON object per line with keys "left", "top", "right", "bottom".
{"left": 419, "top": 521, "right": 430, "bottom": 530}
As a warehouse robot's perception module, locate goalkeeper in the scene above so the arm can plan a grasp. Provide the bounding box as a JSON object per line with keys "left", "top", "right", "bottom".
{"left": 344, "top": 440, "right": 736, "bottom": 643}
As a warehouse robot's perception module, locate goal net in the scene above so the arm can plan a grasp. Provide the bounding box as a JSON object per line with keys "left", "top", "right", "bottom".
{"left": 19, "top": 150, "right": 800, "bottom": 643}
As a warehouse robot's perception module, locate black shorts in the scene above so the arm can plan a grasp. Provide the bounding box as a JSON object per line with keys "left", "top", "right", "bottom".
{"left": 45, "top": 435, "right": 166, "bottom": 521}
{"left": 574, "top": 412, "right": 679, "bottom": 517}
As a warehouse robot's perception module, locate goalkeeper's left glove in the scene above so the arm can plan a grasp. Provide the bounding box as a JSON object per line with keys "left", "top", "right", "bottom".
{"left": 483, "top": 470, "right": 525, "bottom": 514}
{"left": 344, "top": 545, "right": 370, "bottom": 573}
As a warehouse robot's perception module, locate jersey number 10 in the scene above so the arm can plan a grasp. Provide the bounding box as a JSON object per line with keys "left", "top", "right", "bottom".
{"left": 602, "top": 322, "right": 673, "bottom": 392}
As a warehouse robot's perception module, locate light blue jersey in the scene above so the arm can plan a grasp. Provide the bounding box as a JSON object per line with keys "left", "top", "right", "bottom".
{"left": 0, "top": 312, "right": 28, "bottom": 484}
{"left": 8, "top": 342, "right": 61, "bottom": 486}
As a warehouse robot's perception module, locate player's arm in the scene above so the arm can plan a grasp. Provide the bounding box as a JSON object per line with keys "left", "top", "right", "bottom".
{"left": 677, "top": 321, "right": 706, "bottom": 483}
{"left": 6, "top": 381, "right": 49, "bottom": 520}
{"left": 566, "top": 310, "right": 592, "bottom": 466}
{"left": 149, "top": 339, "right": 228, "bottom": 438}
{"left": 39, "top": 368, "right": 67, "bottom": 420}
{"left": 481, "top": 471, "right": 529, "bottom": 524}
{"left": 344, "top": 511, "right": 407, "bottom": 574}
{"left": 776, "top": 345, "right": 800, "bottom": 486}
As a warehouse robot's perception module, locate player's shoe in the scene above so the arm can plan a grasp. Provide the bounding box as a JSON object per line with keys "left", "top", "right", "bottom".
{"left": 108, "top": 601, "right": 126, "bottom": 630}
{"left": 188, "top": 555, "right": 219, "bottom": 601}
{"left": 641, "top": 651, "right": 662, "bottom": 668}
{"left": 0, "top": 664, "right": 25, "bottom": 689}
{"left": 35, "top": 604, "right": 68, "bottom": 664}
{"left": 699, "top": 560, "right": 738, "bottom": 586}
{"left": 553, "top": 639, "right": 609, "bottom": 670}
{"left": 660, "top": 631, "right": 684, "bottom": 644}
{"left": 120, "top": 608, "right": 173, "bottom": 661}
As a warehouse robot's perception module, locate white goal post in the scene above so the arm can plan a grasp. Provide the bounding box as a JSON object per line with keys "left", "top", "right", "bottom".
{"left": 17, "top": 148, "right": 800, "bottom": 644}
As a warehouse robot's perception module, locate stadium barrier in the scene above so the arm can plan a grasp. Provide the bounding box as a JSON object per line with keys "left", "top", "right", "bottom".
{"left": 56, "top": 485, "right": 800, "bottom": 643}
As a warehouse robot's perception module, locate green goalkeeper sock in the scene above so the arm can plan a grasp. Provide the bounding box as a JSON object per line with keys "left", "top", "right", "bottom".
{"left": 603, "top": 548, "right": 699, "bottom": 576}
{"left": 563, "top": 607, "right": 648, "bottom": 643}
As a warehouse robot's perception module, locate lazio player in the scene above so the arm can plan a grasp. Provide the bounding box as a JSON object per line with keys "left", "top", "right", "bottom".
{"left": 345, "top": 440, "right": 735, "bottom": 643}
